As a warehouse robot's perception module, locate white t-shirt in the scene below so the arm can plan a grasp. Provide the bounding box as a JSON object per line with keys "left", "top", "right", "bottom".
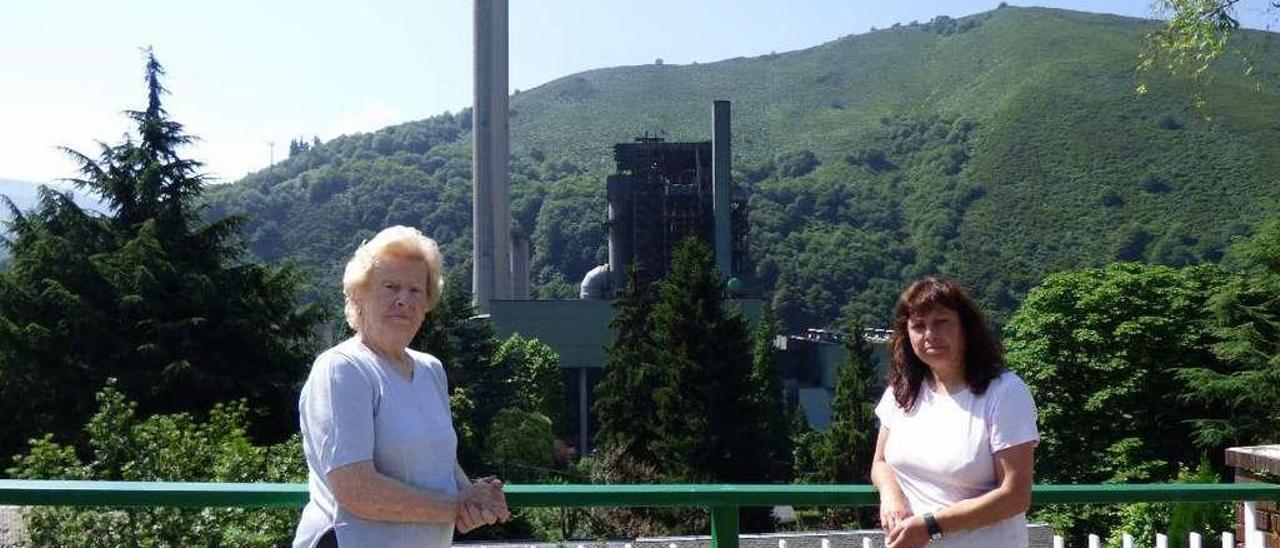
{"left": 875, "top": 370, "right": 1039, "bottom": 548}
{"left": 293, "top": 337, "right": 459, "bottom": 548}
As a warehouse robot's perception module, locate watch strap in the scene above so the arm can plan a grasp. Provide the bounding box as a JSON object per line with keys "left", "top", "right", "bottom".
{"left": 923, "top": 512, "right": 943, "bottom": 539}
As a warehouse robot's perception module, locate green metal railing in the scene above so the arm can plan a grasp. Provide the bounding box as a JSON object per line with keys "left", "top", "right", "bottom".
{"left": 2, "top": 481, "right": 1279, "bottom": 548}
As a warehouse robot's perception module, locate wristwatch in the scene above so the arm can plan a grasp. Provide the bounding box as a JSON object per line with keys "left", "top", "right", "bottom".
{"left": 923, "top": 512, "right": 943, "bottom": 540}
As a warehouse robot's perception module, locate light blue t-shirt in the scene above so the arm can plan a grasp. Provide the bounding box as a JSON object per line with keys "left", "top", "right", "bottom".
{"left": 294, "top": 337, "right": 459, "bottom": 548}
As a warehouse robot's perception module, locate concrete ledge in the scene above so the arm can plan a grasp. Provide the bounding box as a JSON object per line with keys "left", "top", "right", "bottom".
{"left": 1227, "top": 445, "right": 1280, "bottom": 476}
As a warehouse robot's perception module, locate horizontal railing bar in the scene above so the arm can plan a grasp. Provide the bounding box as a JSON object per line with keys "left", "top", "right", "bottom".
{"left": 1, "top": 480, "right": 1278, "bottom": 508}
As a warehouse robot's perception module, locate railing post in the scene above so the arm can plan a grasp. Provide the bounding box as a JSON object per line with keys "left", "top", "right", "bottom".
{"left": 710, "top": 505, "right": 739, "bottom": 548}
{"left": 1245, "top": 500, "right": 1259, "bottom": 548}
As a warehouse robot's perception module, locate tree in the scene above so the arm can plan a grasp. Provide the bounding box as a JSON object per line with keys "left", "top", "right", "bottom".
{"left": 750, "top": 301, "right": 791, "bottom": 481}
{"left": 1178, "top": 220, "right": 1280, "bottom": 447}
{"left": 0, "top": 50, "right": 322, "bottom": 460}
{"left": 817, "top": 331, "right": 878, "bottom": 485}
{"left": 1139, "top": 0, "right": 1280, "bottom": 105}
{"left": 809, "top": 331, "right": 879, "bottom": 528}
{"left": 645, "top": 239, "right": 764, "bottom": 484}
{"left": 412, "top": 274, "right": 566, "bottom": 476}
{"left": 1003, "top": 262, "right": 1227, "bottom": 538}
{"left": 593, "top": 265, "right": 663, "bottom": 468}
{"left": 789, "top": 405, "right": 825, "bottom": 483}
{"left": 493, "top": 333, "right": 564, "bottom": 428}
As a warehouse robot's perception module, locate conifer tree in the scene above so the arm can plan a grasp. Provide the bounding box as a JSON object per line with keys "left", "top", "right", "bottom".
{"left": 593, "top": 264, "right": 662, "bottom": 468}
{"left": 750, "top": 300, "right": 791, "bottom": 481}
{"left": 0, "top": 49, "right": 322, "bottom": 458}
{"left": 646, "top": 238, "right": 763, "bottom": 483}
{"left": 819, "top": 330, "right": 878, "bottom": 484}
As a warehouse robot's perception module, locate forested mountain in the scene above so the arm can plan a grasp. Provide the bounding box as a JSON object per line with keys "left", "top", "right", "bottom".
{"left": 204, "top": 6, "right": 1280, "bottom": 329}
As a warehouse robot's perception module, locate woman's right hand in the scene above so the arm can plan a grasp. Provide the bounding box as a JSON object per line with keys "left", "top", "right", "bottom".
{"left": 455, "top": 477, "right": 510, "bottom": 533}
{"left": 879, "top": 492, "right": 914, "bottom": 536}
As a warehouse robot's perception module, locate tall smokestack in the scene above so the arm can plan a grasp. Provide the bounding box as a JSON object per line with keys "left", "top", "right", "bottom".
{"left": 712, "top": 100, "right": 732, "bottom": 278}
{"left": 472, "top": 0, "right": 512, "bottom": 314}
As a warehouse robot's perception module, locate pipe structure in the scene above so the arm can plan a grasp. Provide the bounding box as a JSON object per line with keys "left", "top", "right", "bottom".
{"left": 472, "top": 0, "right": 512, "bottom": 313}
{"left": 712, "top": 100, "right": 732, "bottom": 278}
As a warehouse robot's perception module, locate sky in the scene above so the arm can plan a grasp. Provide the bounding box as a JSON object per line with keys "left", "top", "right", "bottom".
{"left": 2, "top": 0, "right": 1275, "bottom": 185}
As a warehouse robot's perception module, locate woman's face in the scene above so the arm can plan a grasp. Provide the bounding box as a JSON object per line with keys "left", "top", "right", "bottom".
{"left": 907, "top": 305, "right": 966, "bottom": 372}
{"left": 362, "top": 254, "right": 430, "bottom": 342}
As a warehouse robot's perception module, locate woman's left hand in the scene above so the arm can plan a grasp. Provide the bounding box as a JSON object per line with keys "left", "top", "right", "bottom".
{"left": 885, "top": 515, "right": 930, "bottom": 548}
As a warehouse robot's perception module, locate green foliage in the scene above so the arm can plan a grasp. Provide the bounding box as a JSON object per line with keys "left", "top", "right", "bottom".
{"left": 789, "top": 405, "right": 824, "bottom": 483}
{"left": 750, "top": 301, "right": 791, "bottom": 481}
{"left": 1007, "top": 262, "right": 1226, "bottom": 485}
{"left": 593, "top": 266, "right": 662, "bottom": 465}
{"left": 1006, "top": 261, "right": 1231, "bottom": 538}
{"left": 413, "top": 275, "right": 566, "bottom": 476}
{"left": 643, "top": 239, "right": 767, "bottom": 483}
{"left": 494, "top": 333, "right": 566, "bottom": 428}
{"left": 6, "top": 380, "right": 305, "bottom": 547}
{"left": 593, "top": 240, "right": 774, "bottom": 533}
{"left": 1178, "top": 220, "right": 1280, "bottom": 447}
{"left": 1104, "top": 458, "right": 1233, "bottom": 548}
{"left": 1138, "top": 0, "right": 1271, "bottom": 105}
{"left": 0, "top": 51, "right": 322, "bottom": 462}
{"left": 485, "top": 408, "right": 555, "bottom": 482}
{"left": 816, "top": 333, "right": 878, "bottom": 486}
{"left": 789, "top": 332, "right": 880, "bottom": 528}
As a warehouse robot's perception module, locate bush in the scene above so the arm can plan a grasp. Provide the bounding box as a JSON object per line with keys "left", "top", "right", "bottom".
{"left": 7, "top": 380, "right": 305, "bottom": 547}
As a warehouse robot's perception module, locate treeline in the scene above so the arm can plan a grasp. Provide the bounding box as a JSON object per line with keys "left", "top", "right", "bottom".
{"left": 1007, "top": 219, "right": 1280, "bottom": 543}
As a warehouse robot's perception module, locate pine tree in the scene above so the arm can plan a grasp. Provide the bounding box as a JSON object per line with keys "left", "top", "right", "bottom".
{"left": 750, "top": 300, "right": 791, "bottom": 481}
{"left": 820, "top": 330, "right": 878, "bottom": 484}
{"left": 593, "top": 264, "right": 662, "bottom": 468}
{"left": 0, "top": 49, "right": 322, "bottom": 458}
{"left": 1179, "top": 220, "right": 1280, "bottom": 447}
{"left": 814, "top": 330, "right": 880, "bottom": 528}
{"left": 646, "top": 238, "right": 763, "bottom": 483}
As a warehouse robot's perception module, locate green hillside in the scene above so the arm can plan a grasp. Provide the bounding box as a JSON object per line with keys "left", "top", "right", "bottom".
{"left": 204, "top": 6, "right": 1280, "bottom": 328}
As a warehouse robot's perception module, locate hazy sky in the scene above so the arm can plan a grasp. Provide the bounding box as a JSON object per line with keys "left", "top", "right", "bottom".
{"left": 2, "top": 0, "right": 1275, "bottom": 184}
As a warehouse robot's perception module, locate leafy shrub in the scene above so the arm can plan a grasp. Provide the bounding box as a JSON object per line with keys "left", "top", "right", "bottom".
{"left": 7, "top": 380, "right": 305, "bottom": 547}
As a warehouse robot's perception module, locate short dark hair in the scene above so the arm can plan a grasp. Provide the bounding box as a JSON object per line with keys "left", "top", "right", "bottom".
{"left": 887, "top": 277, "right": 1004, "bottom": 411}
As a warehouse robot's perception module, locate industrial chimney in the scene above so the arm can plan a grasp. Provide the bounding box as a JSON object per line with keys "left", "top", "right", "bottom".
{"left": 472, "top": 0, "right": 512, "bottom": 314}
{"left": 712, "top": 99, "right": 732, "bottom": 277}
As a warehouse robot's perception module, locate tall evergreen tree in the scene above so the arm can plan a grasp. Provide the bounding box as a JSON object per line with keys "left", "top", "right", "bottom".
{"left": 595, "top": 241, "right": 770, "bottom": 484}
{"left": 1179, "top": 219, "right": 1280, "bottom": 447}
{"left": 0, "top": 50, "right": 322, "bottom": 460}
{"left": 819, "top": 330, "right": 878, "bottom": 484}
{"left": 593, "top": 265, "right": 662, "bottom": 467}
{"left": 750, "top": 300, "right": 791, "bottom": 481}
{"left": 646, "top": 238, "right": 764, "bottom": 483}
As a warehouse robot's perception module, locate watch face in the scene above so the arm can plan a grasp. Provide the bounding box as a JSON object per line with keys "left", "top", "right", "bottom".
{"left": 931, "top": 532, "right": 943, "bottom": 540}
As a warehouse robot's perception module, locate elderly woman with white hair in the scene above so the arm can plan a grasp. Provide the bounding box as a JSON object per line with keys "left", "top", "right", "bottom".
{"left": 293, "top": 225, "right": 509, "bottom": 548}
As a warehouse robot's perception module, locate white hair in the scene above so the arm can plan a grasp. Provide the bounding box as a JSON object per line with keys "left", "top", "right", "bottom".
{"left": 342, "top": 225, "right": 445, "bottom": 331}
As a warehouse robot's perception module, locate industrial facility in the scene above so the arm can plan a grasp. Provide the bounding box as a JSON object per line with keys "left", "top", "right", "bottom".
{"left": 470, "top": 0, "right": 883, "bottom": 456}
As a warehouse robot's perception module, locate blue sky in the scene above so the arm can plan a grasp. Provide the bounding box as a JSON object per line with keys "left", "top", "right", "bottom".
{"left": 2, "top": 0, "right": 1275, "bottom": 184}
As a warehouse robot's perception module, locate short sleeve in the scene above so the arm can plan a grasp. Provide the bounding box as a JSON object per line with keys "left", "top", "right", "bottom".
{"left": 299, "top": 352, "right": 377, "bottom": 473}
{"left": 988, "top": 373, "right": 1040, "bottom": 453}
{"left": 874, "top": 386, "right": 900, "bottom": 429}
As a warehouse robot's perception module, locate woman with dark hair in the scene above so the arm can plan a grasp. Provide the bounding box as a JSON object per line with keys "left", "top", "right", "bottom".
{"left": 870, "top": 277, "right": 1039, "bottom": 548}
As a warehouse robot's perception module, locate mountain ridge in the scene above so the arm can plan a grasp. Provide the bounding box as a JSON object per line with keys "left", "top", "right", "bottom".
{"left": 204, "top": 5, "right": 1280, "bottom": 327}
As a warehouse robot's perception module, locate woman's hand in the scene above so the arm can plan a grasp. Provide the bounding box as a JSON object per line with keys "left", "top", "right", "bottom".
{"left": 885, "top": 514, "right": 930, "bottom": 548}
{"left": 455, "top": 476, "right": 511, "bottom": 533}
{"left": 879, "top": 491, "right": 913, "bottom": 537}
